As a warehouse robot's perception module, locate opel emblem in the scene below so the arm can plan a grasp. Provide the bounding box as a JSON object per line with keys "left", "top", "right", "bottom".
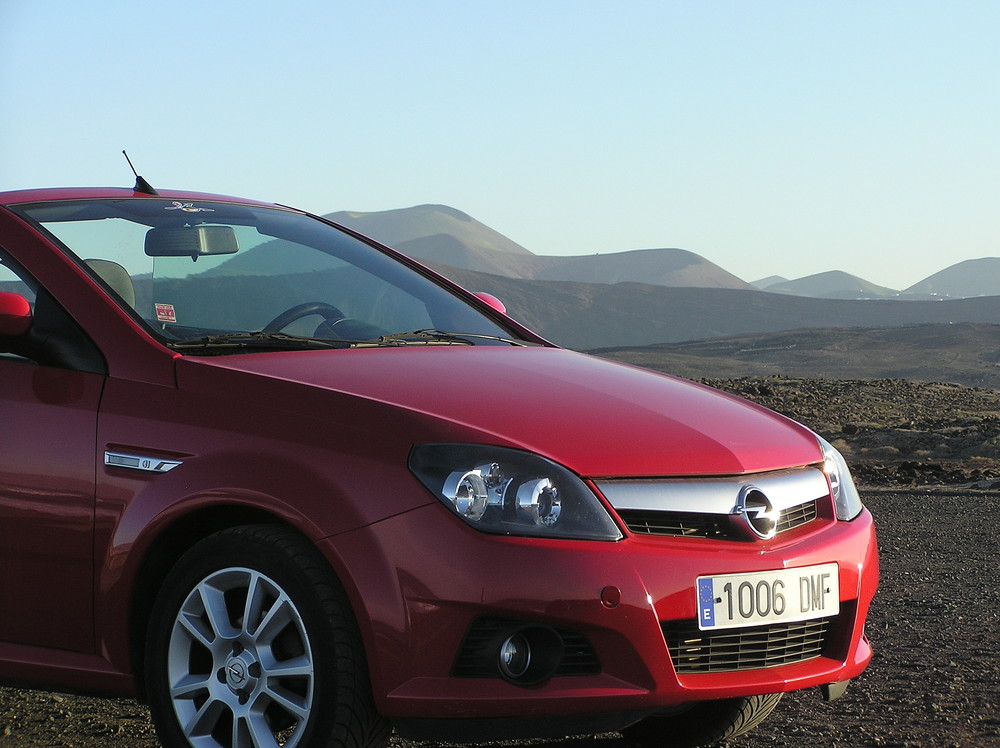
{"left": 227, "top": 661, "right": 247, "bottom": 686}
{"left": 734, "top": 485, "right": 779, "bottom": 539}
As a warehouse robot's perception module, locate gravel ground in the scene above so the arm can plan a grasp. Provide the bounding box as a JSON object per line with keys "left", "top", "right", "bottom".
{"left": 2, "top": 488, "right": 997, "bottom": 747}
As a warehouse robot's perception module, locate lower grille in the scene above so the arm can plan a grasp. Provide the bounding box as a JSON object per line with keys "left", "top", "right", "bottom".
{"left": 453, "top": 617, "right": 600, "bottom": 678}
{"left": 663, "top": 617, "right": 832, "bottom": 673}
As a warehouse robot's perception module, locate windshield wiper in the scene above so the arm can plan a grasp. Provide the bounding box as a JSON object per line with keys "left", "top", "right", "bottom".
{"left": 169, "top": 332, "right": 353, "bottom": 351}
{"left": 169, "top": 329, "right": 534, "bottom": 352}
{"left": 354, "top": 329, "right": 532, "bottom": 347}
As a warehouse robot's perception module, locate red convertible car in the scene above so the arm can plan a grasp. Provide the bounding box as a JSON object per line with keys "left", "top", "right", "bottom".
{"left": 0, "top": 184, "right": 878, "bottom": 748}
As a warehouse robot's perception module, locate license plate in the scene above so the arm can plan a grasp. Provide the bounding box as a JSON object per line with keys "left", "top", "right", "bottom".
{"left": 696, "top": 563, "right": 839, "bottom": 630}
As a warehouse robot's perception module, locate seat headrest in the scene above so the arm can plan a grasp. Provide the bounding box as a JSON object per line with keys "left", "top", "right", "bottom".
{"left": 85, "top": 259, "right": 135, "bottom": 308}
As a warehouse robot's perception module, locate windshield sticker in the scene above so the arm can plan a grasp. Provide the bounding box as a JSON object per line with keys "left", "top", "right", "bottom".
{"left": 165, "top": 202, "right": 215, "bottom": 213}
{"left": 154, "top": 303, "right": 177, "bottom": 324}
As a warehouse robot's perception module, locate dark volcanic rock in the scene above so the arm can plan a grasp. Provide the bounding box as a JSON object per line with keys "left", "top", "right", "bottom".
{"left": 705, "top": 377, "right": 1000, "bottom": 488}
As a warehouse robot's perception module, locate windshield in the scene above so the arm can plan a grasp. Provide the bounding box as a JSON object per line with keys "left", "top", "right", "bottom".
{"left": 12, "top": 198, "right": 523, "bottom": 351}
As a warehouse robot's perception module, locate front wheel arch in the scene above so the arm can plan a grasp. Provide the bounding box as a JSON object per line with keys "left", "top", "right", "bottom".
{"left": 143, "top": 523, "right": 390, "bottom": 748}
{"left": 128, "top": 506, "right": 284, "bottom": 692}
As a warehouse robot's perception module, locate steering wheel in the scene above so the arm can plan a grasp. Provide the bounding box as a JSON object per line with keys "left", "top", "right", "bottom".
{"left": 262, "top": 302, "right": 346, "bottom": 332}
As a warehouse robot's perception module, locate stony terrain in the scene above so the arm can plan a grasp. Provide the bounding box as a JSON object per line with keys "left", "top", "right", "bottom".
{"left": 705, "top": 377, "right": 1000, "bottom": 489}
{"left": 595, "top": 323, "right": 1000, "bottom": 391}
{"left": 2, "top": 378, "right": 999, "bottom": 747}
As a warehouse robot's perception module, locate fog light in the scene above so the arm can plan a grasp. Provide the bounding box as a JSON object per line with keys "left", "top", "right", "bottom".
{"left": 498, "top": 633, "right": 531, "bottom": 680}
{"left": 493, "top": 625, "right": 564, "bottom": 685}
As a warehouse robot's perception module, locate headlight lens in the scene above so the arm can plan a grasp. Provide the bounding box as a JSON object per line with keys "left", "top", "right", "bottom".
{"left": 409, "top": 444, "right": 622, "bottom": 541}
{"left": 818, "top": 436, "right": 865, "bottom": 521}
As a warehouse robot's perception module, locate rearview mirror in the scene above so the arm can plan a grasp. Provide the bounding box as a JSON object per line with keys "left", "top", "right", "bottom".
{"left": 145, "top": 225, "right": 239, "bottom": 258}
{"left": 0, "top": 292, "right": 32, "bottom": 336}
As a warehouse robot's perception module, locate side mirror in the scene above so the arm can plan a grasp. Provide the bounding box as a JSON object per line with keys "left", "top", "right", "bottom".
{"left": 474, "top": 291, "right": 507, "bottom": 315}
{"left": 0, "top": 292, "right": 32, "bottom": 336}
{"left": 145, "top": 225, "right": 239, "bottom": 258}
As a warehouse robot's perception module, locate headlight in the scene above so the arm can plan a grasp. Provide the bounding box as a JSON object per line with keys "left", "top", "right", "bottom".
{"left": 818, "top": 436, "right": 865, "bottom": 521}
{"left": 409, "top": 444, "right": 623, "bottom": 541}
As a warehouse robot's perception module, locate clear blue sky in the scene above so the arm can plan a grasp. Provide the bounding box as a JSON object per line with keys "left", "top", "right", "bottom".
{"left": 3, "top": 1, "right": 998, "bottom": 290}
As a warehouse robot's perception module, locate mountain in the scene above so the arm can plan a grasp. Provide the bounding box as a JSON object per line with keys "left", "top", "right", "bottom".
{"left": 391, "top": 235, "right": 539, "bottom": 277}
{"left": 328, "top": 205, "right": 752, "bottom": 290}
{"left": 326, "top": 204, "right": 533, "bottom": 258}
{"left": 903, "top": 258, "right": 1000, "bottom": 298}
{"left": 762, "top": 270, "right": 899, "bottom": 300}
{"left": 752, "top": 275, "right": 787, "bottom": 289}
{"left": 329, "top": 204, "right": 1000, "bottom": 301}
{"left": 530, "top": 248, "right": 752, "bottom": 289}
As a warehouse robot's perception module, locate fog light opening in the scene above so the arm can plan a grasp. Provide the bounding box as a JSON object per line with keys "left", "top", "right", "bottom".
{"left": 498, "top": 634, "right": 531, "bottom": 680}
{"left": 495, "top": 626, "right": 564, "bottom": 686}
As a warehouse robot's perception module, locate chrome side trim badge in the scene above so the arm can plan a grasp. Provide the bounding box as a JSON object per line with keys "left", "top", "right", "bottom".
{"left": 105, "top": 451, "right": 183, "bottom": 474}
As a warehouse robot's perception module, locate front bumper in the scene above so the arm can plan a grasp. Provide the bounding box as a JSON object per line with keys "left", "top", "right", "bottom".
{"left": 323, "top": 500, "right": 878, "bottom": 724}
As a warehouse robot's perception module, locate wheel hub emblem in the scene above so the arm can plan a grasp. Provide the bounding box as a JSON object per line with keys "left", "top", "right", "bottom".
{"left": 227, "top": 661, "right": 247, "bottom": 686}
{"left": 224, "top": 652, "right": 259, "bottom": 693}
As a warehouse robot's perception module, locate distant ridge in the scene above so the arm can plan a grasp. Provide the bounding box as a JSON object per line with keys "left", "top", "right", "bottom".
{"left": 903, "top": 258, "right": 1000, "bottom": 298}
{"left": 763, "top": 270, "right": 899, "bottom": 299}
{"left": 430, "top": 264, "right": 1000, "bottom": 350}
{"left": 752, "top": 275, "right": 787, "bottom": 289}
{"left": 324, "top": 203, "right": 1000, "bottom": 305}
{"left": 531, "top": 248, "right": 752, "bottom": 289}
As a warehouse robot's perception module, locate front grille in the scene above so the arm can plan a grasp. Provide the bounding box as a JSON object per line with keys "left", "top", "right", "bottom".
{"left": 776, "top": 499, "right": 818, "bottom": 532}
{"left": 452, "top": 617, "right": 600, "bottom": 678}
{"left": 662, "top": 617, "right": 832, "bottom": 673}
{"left": 617, "top": 509, "right": 731, "bottom": 538}
{"left": 620, "top": 499, "right": 818, "bottom": 539}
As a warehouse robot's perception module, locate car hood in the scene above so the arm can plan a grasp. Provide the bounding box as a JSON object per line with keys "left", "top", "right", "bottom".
{"left": 180, "top": 346, "right": 821, "bottom": 478}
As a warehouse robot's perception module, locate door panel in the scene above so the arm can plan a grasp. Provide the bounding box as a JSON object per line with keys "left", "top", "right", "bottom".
{"left": 0, "top": 358, "right": 102, "bottom": 651}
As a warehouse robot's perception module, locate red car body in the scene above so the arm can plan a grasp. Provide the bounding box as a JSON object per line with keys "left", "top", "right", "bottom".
{"left": 0, "top": 187, "right": 877, "bottom": 747}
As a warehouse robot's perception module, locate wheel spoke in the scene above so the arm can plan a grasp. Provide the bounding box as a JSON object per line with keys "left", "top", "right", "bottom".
{"left": 253, "top": 594, "right": 295, "bottom": 646}
{"left": 199, "top": 578, "right": 241, "bottom": 640}
{"left": 261, "top": 654, "right": 313, "bottom": 679}
{"left": 176, "top": 607, "right": 217, "bottom": 650}
{"left": 243, "top": 572, "right": 271, "bottom": 636}
{"left": 237, "top": 711, "right": 285, "bottom": 748}
{"left": 169, "top": 672, "right": 213, "bottom": 700}
{"left": 181, "top": 694, "right": 229, "bottom": 742}
{"left": 260, "top": 680, "right": 311, "bottom": 722}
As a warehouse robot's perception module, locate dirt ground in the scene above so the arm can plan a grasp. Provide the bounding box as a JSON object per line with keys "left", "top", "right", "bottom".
{"left": 3, "top": 379, "right": 999, "bottom": 747}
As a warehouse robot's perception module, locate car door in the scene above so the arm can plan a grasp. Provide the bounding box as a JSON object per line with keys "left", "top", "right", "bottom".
{"left": 0, "top": 255, "right": 102, "bottom": 652}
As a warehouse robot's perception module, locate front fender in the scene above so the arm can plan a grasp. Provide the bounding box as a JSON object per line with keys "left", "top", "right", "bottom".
{"left": 95, "top": 445, "right": 435, "bottom": 679}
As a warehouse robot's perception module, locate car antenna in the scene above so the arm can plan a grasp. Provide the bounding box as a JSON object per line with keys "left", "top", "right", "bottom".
{"left": 122, "top": 150, "right": 159, "bottom": 195}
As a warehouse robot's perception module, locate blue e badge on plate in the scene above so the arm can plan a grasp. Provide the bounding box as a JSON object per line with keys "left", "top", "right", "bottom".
{"left": 698, "top": 578, "right": 716, "bottom": 627}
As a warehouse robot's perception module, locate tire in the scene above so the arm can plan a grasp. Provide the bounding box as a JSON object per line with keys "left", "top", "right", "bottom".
{"left": 621, "top": 693, "right": 783, "bottom": 747}
{"left": 144, "top": 524, "right": 391, "bottom": 748}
